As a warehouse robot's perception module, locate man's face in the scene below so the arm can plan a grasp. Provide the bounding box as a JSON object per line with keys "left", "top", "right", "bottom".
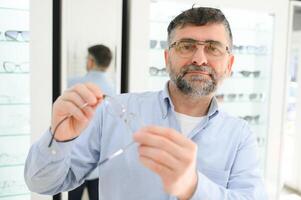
{"left": 164, "top": 24, "right": 234, "bottom": 97}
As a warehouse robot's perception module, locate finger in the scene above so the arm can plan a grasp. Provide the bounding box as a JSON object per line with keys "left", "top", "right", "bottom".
{"left": 60, "top": 100, "right": 88, "bottom": 122}
{"left": 71, "top": 84, "right": 99, "bottom": 106}
{"left": 133, "top": 131, "right": 185, "bottom": 161}
{"left": 85, "top": 82, "right": 104, "bottom": 99}
{"left": 62, "top": 91, "right": 86, "bottom": 109}
{"left": 81, "top": 105, "right": 95, "bottom": 120}
{"left": 141, "top": 126, "right": 191, "bottom": 147}
{"left": 90, "top": 100, "right": 103, "bottom": 111}
{"left": 138, "top": 145, "right": 179, "bottom": 171}
{"left": 139, "top": 154, "right": 173, "bottom": 177}
{"left": 61, "top": 91, "right": 96, "bottom": 119}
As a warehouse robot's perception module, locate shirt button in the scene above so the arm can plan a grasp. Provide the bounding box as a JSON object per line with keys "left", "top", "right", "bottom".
{"left": 51, "top": 149, "right": 57, "bottom": 155}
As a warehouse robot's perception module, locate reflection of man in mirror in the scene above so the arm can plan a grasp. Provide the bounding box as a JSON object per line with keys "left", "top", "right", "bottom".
{"left": 68, "top": 44, "right": 115, "bottom": 96}
{"left": 25, "top": 7, "right": 267, "bottom": 200}
{"left": 68, "top": 44, "right": 114, "bottom": 200}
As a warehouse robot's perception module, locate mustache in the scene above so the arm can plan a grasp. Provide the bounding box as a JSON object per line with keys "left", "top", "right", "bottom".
{"left": 179, "top": 65, "right": 216, "bottom": 79}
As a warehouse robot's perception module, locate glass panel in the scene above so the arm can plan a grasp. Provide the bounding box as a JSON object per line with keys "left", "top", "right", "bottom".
{"left": 281, "top": 3, "right": 301, "bottom": 191}
{"left": 0, "top": 0, "right": 30, "bottom": 198}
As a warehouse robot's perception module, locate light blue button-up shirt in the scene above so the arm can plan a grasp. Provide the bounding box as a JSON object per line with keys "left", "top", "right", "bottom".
{"left": 67, "top": 70, "right": 115, "bottom": 180}
{"left": 24, "top": 82, "right": 266, "bottom": 199}
{"left": 68, "top": 70, "right": 115, "bottom": 96}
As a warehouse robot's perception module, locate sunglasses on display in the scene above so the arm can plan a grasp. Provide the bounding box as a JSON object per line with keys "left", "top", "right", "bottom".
{"left": 3, "top": 30, "right": 29, "bottom": 42}
{"left": 149, "top": 40, "right": 168, "bottom": 49}
{"left": 232, "top": 45, "right": 267, "bottom": 55}
{"left": 0, "top": 113, "right": 30, "bottom": 133}
{"left": 0, "top": 180, "right": 27, "bottom": 194}
{"left": 2, "top": 61, "right": 29, "bottom": 73}
{"left": 0, "top": 153, "right": 25, "bottom": 165}
{"left": 240, "top": 115, "right": 260, "bottom": 124}
{"left": 215, "top": 93, "right": 263, "bottom": 102}
{"left": 238, "top": 70, "right": 261, "bottom": 78}
{"left": 0, "top": 95, "right": 29, "bottom": 104}
{"left": 149, "top": 66, "right": 168, "bottom": 76}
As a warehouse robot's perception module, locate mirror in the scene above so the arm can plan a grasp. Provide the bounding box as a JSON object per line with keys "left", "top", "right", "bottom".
{"left": 53, "top": 1, "right": 123, "bottom": 199}
{"left": 61, "top": 0, "right": 123, "bottom": 94}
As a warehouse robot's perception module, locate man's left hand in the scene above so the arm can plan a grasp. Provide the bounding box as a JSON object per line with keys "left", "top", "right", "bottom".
{"left": 133, "top": 126, "right": 198, "bottom": 200}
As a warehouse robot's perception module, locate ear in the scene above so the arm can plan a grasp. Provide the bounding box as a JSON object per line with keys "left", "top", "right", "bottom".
{"left": 164, "top": 49, "right": 169, "bottom": 67}
{"left": 225, "top": 54, "right": 234, "bottom": 77}
{"left": 91, "top": 58, "right": 96, "bottom": 66}
{"left": 86, "top": 58, "right": 93, "bottom": 70}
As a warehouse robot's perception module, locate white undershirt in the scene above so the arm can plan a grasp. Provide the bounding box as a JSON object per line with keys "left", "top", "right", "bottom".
{"left": 174, "top": 111, "right": 205, "bottom": 137}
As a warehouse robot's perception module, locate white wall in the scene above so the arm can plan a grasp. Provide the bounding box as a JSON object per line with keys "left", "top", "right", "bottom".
{"left": 30, "top": 0, "right": 52, "bottom": 199}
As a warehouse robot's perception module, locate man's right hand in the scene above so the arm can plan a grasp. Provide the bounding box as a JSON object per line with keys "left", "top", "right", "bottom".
{"left": 51, "top": 83, "right": 104, "bottom": 141}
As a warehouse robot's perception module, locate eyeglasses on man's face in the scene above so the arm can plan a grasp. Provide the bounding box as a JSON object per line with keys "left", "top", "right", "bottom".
{"left": 169, "top": 38, "right": 230, "bottom": 60}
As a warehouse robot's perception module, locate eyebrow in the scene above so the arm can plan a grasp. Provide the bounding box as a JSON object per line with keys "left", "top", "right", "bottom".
{"left": 178, "top": 38, "right": 224, "bottom": 46}
{"left": 203, "top": 40, "right": 224, "bottom": 46}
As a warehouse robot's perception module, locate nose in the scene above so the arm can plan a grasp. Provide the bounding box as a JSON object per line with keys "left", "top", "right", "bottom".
{"left": 191, "top": 45, "right": 208, "bottom": 66}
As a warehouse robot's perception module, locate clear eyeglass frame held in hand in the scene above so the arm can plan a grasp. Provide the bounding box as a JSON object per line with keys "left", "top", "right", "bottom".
{"left": 48, "top": 95, "right": 143, "bottom": 166}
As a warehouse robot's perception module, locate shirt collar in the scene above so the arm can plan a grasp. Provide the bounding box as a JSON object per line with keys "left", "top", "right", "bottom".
{"left": 159, "top": 81, "right": 219, "bottom": 119}
{"left": 87, "top": 70, "right": 106, "bottom": 77}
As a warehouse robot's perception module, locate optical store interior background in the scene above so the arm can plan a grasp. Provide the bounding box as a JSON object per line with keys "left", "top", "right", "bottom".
{"left": 1, "top": 0, "right": 301, "bottom": 199}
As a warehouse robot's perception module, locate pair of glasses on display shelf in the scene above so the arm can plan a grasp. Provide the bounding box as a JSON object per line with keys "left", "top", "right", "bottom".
{"left": 149, "top": 39, "right": 168, "bottom": 49}
{"left": 0, "top": 153, "right": 25, "bottom": 166}
{"left": 232, "top": 45, "right": 267, "bottom": 55}
{"left": 0, "top": 95, "right": 29, "bottom": 104}
{"left": 230, "top": 70, "right": 261, "bottom": 78}
{"left": 240, "top": 115, "right": 260, "bottom": 124}
{"left": 215, "top": 93, "right": 263, "bottom": 102}
{"left": 0, "top": 31, "right": 29, "bottom": 42}
{"left": 1, "top": 61, "right": 29, "bottom": 73}
{"left": 0, "top": 180, "right": 27, "bottom": 194}
{"left": 238, "top": 70, "right": 261, "bottom": 78}
{"left": 0, "top": 113, "right": 30, "bottom": 133}
{"left": 149, "top": 66, "right": 168, "bottom": 76}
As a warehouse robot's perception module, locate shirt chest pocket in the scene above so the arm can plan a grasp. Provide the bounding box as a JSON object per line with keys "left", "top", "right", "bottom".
{"left": 200, "top": 167, "right": 230, "bottom": 188}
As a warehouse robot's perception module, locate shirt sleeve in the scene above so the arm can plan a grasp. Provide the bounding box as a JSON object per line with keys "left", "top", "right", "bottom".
{"left": 24, "top": 105, "right": 103, "bottom": 195}
{"left": 187, "top": 122, "right": 267, "bottom": 200}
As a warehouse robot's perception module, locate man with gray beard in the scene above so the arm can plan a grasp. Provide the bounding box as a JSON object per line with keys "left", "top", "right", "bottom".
{"left": 25, "top": 6, "right": 267, "bottom": 200}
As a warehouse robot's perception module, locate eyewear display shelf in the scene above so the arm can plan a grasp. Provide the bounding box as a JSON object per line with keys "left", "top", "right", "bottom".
{"left": 216, "top": 9, "right": 274, "bottom": 176}
{"left": 0, "top": 4, "right": 31, "bottom": 200}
